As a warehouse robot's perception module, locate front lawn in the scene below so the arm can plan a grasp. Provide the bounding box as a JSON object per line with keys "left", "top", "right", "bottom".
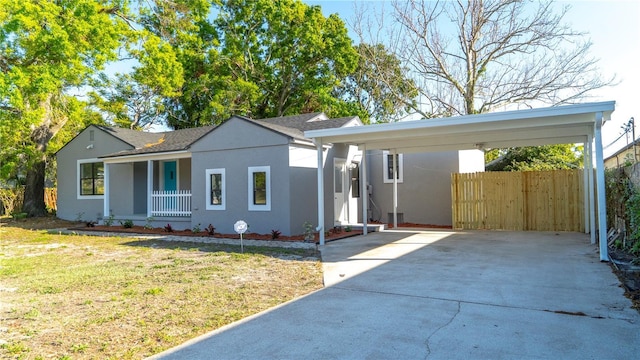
{"left": 0, "top": 217, "right": 323, "bottom": 359}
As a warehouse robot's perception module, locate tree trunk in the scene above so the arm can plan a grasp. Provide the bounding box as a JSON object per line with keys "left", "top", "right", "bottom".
{"left": 22, "top": 157, "right": 47, "bottom": 217}
{"left": 23, "top": 119, "right": 56, "bottom": 217}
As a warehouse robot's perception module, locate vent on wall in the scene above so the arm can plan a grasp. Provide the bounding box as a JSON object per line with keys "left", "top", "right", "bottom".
{"left": 387, "top": 212, "right": 404, "bottom": 224}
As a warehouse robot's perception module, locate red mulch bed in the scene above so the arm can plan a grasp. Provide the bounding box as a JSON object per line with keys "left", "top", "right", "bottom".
{"left": 71, "top": 225, "right": 362, "bottom": 243}
{"left": 386, "top": 222, "right": 453, "bottom": 229}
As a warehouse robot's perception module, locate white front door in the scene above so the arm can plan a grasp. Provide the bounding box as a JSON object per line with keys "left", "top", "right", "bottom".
{"left": 334, "top": 158, "right": 347, "bottom": 224}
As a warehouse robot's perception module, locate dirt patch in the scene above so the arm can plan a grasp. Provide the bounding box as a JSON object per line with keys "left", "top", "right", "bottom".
{"left": 0, "top": 215, "right": 77, "bottom": 230}
{"left": 609, "top": 247, "right": 640, "bottom": 312}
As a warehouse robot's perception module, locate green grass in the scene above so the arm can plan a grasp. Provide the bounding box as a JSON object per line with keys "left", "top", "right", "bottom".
{"left": 0, "top": 219, "right": 323, "bottom": 359}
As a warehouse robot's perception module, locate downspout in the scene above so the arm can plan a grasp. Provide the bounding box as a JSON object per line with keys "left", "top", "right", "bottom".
{"left": 594, "top": 112, "right": 608, "bottom": 261}
{"left": 316, "top": 138, "right": 325, "bottom": 246}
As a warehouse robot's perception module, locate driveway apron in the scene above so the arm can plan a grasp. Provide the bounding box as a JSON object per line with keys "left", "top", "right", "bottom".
{"left": 150, "top": 230, "right": 640, "bottom": 359}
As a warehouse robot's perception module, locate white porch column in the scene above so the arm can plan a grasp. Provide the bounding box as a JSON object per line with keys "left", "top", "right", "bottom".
{"left": 147, "top": 160, "right": 153, "bottom": 218}
{"left": 587, "top": 134, "right": 596, "bottom": 244}
{"left": 392, "top": 149, "right": 398, "bottom": 229}
{"left": 316, "top": 138, "right": 325, "bottom": 246}
{"left": 103, "top": 163, "right": 110, "bottom": 222}
{"left": 361, "top": 145, "right": 368, "bottom": 236}
{"left": 594, "top": 113, "right": 608, "bottom": 261}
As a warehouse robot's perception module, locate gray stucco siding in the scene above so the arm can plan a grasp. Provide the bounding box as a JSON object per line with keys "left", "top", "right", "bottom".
{"left": 191, "top": 144, "right": 292, "bottom": 235}
{"left": 56, "top": 126, "right": 134, "bottom": 222}
{"left": 133, "top": 162, "right": 147, "bottom": 214}
{"left": 367, "top": 150, "right": 459, "bottom": 226}
{"left": 190, "top": 118, "right": 295, "bottom": 235}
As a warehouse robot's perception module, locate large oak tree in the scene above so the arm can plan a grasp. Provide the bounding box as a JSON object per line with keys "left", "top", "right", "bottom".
{"left": 0, "top": 0, "right": 133, "bottom": 216}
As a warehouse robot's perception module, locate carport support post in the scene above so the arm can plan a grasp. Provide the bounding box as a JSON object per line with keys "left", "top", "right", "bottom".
{"left": 316, "top": 138, "right": 325, "bottom": 246}
{"left": 582, "top": 142, "right": 589, "bottom": 234}
{"left": 585, "top": 136, "right": 596, "bottom": 242}
{"left": 361, "top": 144, "right": 368, "bottom": 236}
{"left": 594, "top": 113, "right": 608, "bottom": 261}
{"left": 392, "top": 149, "right": 398, "bottom": 229}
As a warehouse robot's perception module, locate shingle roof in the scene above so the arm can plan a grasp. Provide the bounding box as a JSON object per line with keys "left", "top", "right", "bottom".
{"left": 239, "top": 113, "right": 360, "bottom": 141}
{"left": 101, "top": 126, "right": 215, "bottom": 158}
{"left": 95, "top": 125, "right": 163, "bottom": 148}
{"left": 98, "top": 112, "right": 359, "bottom": 158}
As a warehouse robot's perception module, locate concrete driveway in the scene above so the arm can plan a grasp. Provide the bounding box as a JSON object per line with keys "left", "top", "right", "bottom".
{"left": 150, "top": 230, "right": 640, "bottom": 359}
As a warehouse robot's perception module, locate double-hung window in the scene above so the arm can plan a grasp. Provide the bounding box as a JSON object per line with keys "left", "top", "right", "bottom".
{"left": 248, "top": 166, "right": 271, "bottom": 211}
{"left": 78, "top": 160, "right": 104, "bottom": 198}
{"left": 206, "top": 168, "right": 225, "bottom": 210}
{"left": 382, "top": 151, "right": 403, "bottom": 183}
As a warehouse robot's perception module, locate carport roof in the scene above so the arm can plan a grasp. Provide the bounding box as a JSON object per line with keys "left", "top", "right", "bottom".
{"left": 304, "top": 101, "right": 615, "bottom": 153}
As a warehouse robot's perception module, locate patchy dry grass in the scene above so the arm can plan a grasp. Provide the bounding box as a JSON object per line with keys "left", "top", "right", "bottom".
{"left": 0, "top": 217, "right": 323, "bottom": 359}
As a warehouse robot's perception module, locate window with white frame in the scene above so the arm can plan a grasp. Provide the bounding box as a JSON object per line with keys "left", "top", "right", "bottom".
{"left": 78, "top": 160, "right": 104, "bottom": 198}
{"left": 382, "top": 151, "right": 403, "bottom": 183}
{"left": 248, "top": 166, "right": 271, "bottom": 211}
{"left": 205, "top": 168, "right": 225, "bottom": 210}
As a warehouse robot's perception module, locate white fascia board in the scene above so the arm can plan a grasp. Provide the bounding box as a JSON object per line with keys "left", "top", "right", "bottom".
{"left": 305, "top": 101, "right": 616, "bottom": 141}
{"left": 101, "top": 151, "right": 191, "bottom": 164}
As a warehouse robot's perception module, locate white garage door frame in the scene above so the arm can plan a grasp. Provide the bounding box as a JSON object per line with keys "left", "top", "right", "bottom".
{"left": 305, "top": 101, "right": 615, "bottom": 261}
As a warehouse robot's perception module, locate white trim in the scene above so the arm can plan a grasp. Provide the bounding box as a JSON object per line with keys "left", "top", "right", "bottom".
{"left": 382, "top": 151, "right": 404, "bottom": 184}
{"left": 316, "top": 140, "right": 325, "bottom": 245}
{"left": 206, "top": 168, "right": 226, "bottom": 210}
{"left": 77, "top": 158, "right": 104, "bottom": 199}
{"left": 102, "top": 151, "right": 190, "bottom": 164}
{"left": 248, "top": 166, "right": 271, "bottom": 211}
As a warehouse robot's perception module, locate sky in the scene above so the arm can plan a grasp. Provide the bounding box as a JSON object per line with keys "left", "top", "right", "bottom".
{"left": 306, "top": 0, "right": 640, "bottom": 157}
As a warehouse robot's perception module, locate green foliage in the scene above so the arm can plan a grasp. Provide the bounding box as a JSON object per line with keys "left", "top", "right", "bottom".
{"left": 626, "top": 185, "right": 640, "bottom": 243}
{"left": 485, "top": 145, "right": 583, "bottom": 172}
{"left": 103, "top": 214, "right": 115, "bottom": 227}
{"left": 192, "top": 223, "right": 201, "bottom": 233}
{"left": 163, "top": 0, "right": 360, "bottom": 128}
{"left": 121, "top": 219, "right": 134, "bottom": 229}
{"left": 337, "top": 43, "right": 419, "bottom": 123}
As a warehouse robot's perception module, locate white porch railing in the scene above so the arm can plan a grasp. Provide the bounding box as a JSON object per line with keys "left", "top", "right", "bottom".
{"left": 151, "top": 190, "right": 191, "bottom": 216}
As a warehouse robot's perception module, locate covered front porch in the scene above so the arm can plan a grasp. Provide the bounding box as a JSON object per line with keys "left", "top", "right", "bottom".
{"left": 101, "top": 152, "right": 193, "bottom": 229}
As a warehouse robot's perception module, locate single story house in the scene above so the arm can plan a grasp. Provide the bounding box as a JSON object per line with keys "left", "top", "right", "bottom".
{"left": 56, "top": 113, "right": 483, "bottom": 236}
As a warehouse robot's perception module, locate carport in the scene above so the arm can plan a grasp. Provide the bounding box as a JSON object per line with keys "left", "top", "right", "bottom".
{"left": 304, "top": 101, "right": 615, "bottom": 261}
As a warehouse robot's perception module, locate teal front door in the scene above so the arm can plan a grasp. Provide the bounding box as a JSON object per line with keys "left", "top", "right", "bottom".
{"left": 164, "top": 161, "right": 177, "bottom": 191}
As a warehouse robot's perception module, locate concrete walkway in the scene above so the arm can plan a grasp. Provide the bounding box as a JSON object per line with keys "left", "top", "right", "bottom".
{"left": 150, "top": 230, "right": 640, "bottom": 359}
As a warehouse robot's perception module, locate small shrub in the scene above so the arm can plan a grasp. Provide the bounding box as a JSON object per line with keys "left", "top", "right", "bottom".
{"left": 104, "top": 214, "right": 115, "bottom": 226}
{"left": 344, "top": 225, "right": 352, "bottom": 232}
{"left": 271, "top": 229, "right": 281, "bottom": 239}
{"left": 192, "top": 223, "right": 201, "bottom": 233}
{"left": 121, "top": 219, "right": 134, "bottom": 229}
{"left": 303, "top": 221, "right": 315, "bottom": 242}
{"left": 85, "top": 221, "right": 96, "bottom": 228}
{"left": 12, "top": 212, "right": 28, "bottom": 220}
{"left": 163, "top": 224, "right": 173, "bottom": 232}
{"left": 144, "top": 217, "right": 154, "bottom": 229}
{"left": 206, "top": 224, "right": 215, "bottom": 236}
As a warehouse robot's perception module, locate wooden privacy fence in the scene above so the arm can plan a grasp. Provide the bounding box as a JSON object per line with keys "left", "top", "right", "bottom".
{"left": 451, "top": 170, "right": 584, "bottom": 231}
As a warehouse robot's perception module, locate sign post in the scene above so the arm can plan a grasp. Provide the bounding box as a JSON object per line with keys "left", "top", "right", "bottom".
{"left": 234, "top": 220, "right": 248, "bottom": 253}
